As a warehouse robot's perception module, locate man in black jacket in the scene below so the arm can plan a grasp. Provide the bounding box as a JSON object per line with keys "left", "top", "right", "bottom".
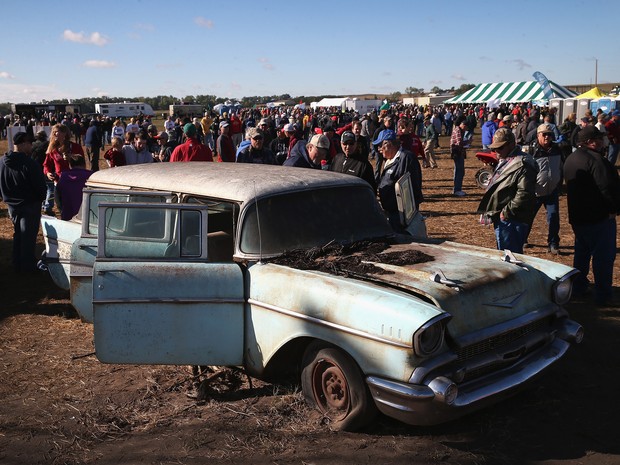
{"left": 329, "top": 131, "right": 375, "bottom": 190}
{"left": 0, "top": 132, "right": 47, "bottom": 272}
{"left": 374, "top": 130, "right": 423, "bottom": 232}
{"left": 564, "top": 126, "right": 620, "bottom": 306}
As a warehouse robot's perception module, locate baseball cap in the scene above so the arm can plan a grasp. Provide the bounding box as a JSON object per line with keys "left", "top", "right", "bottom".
{"left": 489, "top": 128, "right": 515, "bottom": 149}
{"left": 372, "top": 129, "right": 397, "bottom": 145}
{"left": 502, "top": 115, "right": 513, "bottom": 122}
{"left": 183, "top": 123, "right": 197, "bottom": 137}
{"left": 309, "top": 134, "right": 330, "bottom": 150}
{"left": 154, "top": 131, "right": 168, "bottom": 140}
{"left": 13, "top": 132, "right": 30, "bottom": 145}
{"left": 537, "top": 123, "right": 554, "bottom": 134}
{"left": 246, "top": 127, "right": 263, "bottom": 140}
{"left": 258, "top": 118, "right": 270, "bottom": 126}
{"left": 219, "top": 120, "right": 230, "bottom": 128}
{"left": 612, "top": 110, "right": 620, "bottom": 117}
{"left": 283, "top": 123, "right": 295, "bottom": 133}
{"left": 577, "top": 126, "right": 604, "bottom": 144}
{"left": 341, "top": 131, "right": 356, "bottom": 144}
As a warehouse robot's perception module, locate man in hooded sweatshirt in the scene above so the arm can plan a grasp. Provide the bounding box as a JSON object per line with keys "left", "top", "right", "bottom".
{"left": 0, "top": 132, "right": 47, "bottom": 272}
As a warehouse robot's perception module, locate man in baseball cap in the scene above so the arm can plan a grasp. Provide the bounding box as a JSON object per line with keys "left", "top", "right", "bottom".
{"left": 521, "top": 123, "right": 564, "bottom": 253}
{"left": 283, "top": 133, "right": 330, "bottom": 169}
{"left": 0, "top": 131, "right": 47, "bottom": 272}
{"left": 328, "top": 131, "right": 376, "bottom": 190}
{"left": 564, "top": 124, "right": 619, "bottom": 305}
{"left": 477, "top": 128, "right": 537, "bottom": 254}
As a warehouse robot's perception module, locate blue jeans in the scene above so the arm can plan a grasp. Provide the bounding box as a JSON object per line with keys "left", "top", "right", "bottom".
{"left": 571, "top": 217, "right": 617, "bottom": 304}
{"left": 453, "top": 154, "right": 465, "bottom": 192}
{"left": 530, "top": 191, "right": 560, "bottom": 247}
{"left": 43, "top": 180, "right": 55, "bottom": 212}
{"left": 494, "top": 219, "right": 529, "bottom": 254}
{"left": 608, "top": 143, "right": 619, "bottom": 166}
{"left": 8, "top": 202, "right": 41, "bottom": 272}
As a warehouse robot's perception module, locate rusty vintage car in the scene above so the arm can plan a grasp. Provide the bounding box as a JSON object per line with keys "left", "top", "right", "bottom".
{"left": 41, "top": 163, "right": 582, "bottom": 431}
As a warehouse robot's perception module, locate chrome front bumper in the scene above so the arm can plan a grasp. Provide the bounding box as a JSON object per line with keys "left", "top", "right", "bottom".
{"left": 367, "top": 334, "right": 575, "bottom": 426}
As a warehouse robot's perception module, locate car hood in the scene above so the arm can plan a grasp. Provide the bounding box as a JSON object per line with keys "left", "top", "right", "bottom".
{"left": 351, "top": 241, "right": 574, "bottom": 339}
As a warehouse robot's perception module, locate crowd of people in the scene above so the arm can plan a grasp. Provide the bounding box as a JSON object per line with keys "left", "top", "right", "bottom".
{"left": 1, "top": 99, "right": 619, "bottom": 305}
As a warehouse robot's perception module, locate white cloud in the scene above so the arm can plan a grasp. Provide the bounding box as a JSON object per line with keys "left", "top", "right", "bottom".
{"left": 63, "top": 29, "right": 109, "bottom": 46}
{"left": 83, "top": 60, "right": 116, "bottom": 69}
{"left": 451, "top": 74, "right": 467, "bottom": 81}
{"left": 195, "top": 17, "right": 214, "bottom": 29}
{"left": 0, "top": 82, "right": 65, "bottom": 103}
{"left": 258, "top": 57, "right": 274, "bottom": 71}
{"left": 0, "top": 71, "right": 15, "bottom": 79}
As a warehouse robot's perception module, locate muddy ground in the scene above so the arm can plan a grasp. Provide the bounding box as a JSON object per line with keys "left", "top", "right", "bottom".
{"left": 1, "top": 132, "right": 620, "bottom": 465}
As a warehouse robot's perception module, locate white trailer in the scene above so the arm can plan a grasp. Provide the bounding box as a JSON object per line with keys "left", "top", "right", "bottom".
{"left": 95, "top": 102, "right": 155, "bottom": 118}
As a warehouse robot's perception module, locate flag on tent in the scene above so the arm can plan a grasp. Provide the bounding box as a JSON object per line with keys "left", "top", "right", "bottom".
{"left": 444, "top": 80, "right": 576, "bottom": 104}
{"left": 532, "top": 71, "right": 553, "bottom": 101}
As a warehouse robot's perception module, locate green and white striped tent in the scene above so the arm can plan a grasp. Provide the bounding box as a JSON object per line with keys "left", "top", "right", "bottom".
{"left": 444, "top": 80, "right": 577, "bottom": 104}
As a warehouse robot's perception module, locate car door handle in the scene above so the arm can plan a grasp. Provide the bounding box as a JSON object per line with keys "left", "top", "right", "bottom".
{"left": 97, "top": 269, "right": 126, "bottom": 275}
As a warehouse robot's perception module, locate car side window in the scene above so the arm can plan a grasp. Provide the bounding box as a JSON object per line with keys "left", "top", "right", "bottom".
{"left": 97, "top": 202, "right": 235, "bottom": 262}
{"left": 185, "top": 197, "right": 239, "bottom": 262}
{"left": 85, "top": 190, "right": 174, "bottom": 237}
{"left": 98, "top": 204, "right": 207, "bottom": 260}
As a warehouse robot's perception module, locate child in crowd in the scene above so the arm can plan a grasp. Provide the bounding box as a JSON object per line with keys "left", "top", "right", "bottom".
{"left": 56, "top": 154, "right": 92, "bottom": 221}
{"left": 103, "top": 136, "right": 126, "bottom": 167}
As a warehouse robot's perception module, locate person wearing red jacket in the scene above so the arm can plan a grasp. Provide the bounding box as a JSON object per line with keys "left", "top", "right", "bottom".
{"left": 229, "top": 114, "right": 243, "bottom": 148}
{"left": 170, "top": 124, "right": 213, "bottom": 162}
{"left": 43, "top": 123, "right": 84, "bottom": 215}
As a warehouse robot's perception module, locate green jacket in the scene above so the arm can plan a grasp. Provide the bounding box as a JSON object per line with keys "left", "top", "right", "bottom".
{"left": 477, "top": 148, "right": 538, "bottom": 224}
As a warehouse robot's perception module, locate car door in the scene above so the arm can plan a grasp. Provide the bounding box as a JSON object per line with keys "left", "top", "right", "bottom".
{"left": 92, "top": 202, "right": 244, "bottom": 366}
{"left": 71, "top": 189, "right": 176, "bottom": 323}
{"left": 395, "top": 173, "right": 427, "bottom": 238}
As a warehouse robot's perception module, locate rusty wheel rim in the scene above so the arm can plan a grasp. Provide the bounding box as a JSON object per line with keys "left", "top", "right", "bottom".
{"left": 312, "top": 359, "right": 350, "bottom": 420}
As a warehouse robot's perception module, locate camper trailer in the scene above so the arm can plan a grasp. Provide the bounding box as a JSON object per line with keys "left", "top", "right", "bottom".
{"left": 95, "top": 102, "right": 155, "bottom": 118}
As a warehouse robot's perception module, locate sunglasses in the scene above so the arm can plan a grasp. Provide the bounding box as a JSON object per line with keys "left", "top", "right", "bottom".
{"left": 252, "top": 135, "right": 264, "bottom": 140}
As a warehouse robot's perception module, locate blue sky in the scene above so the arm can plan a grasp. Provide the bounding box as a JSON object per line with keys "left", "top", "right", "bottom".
{"left": 1, "top": 0, "right": 618, "bottom": 103}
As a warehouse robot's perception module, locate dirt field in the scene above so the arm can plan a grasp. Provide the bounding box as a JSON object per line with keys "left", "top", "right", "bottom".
{"left": 1, "top": 129, "right": 620, "bottom": 465}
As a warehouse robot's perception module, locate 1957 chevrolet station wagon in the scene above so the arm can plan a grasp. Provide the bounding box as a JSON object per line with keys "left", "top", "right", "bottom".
{"left": 41, "top": 163, "right": 582, "bottom": 431}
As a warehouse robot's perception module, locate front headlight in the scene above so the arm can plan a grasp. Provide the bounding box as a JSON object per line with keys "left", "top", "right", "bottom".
{"left": 413, "top": 314, "right": 451, "bottom": 357}
{"left": 553, "top": 270, "right": 579, "bottom": 305}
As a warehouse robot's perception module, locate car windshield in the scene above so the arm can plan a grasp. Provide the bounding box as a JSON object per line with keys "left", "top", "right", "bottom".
{"left": 239, "top": 185, "right": 392, "bottom": 256}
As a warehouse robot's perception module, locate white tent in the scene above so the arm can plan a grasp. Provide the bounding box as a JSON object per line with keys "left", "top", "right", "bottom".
{"left": 310, "top": 97, "right": 350, "bottom": 109}
{"left": 445, "top": 80, "right": 576, "bottom": 104}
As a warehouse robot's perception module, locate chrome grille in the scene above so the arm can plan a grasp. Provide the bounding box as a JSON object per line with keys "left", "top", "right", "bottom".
{"left": 456, "top": 317, "right": 550, "bottom": 363}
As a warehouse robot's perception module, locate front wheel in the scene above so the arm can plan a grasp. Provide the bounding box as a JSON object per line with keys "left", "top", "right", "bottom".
{"left": 301, "top": 343, "right": 377, "bottom": 431}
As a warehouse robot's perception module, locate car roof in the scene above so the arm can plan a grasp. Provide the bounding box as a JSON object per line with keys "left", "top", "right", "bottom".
{"left": 86, "top": 162, "right": 369, "bottom": 203}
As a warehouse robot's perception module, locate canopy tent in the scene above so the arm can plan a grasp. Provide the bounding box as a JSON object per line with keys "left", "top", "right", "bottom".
{"left": 310, "top": 97, "right": 350, "bottom": 108}
{"left": 444, "top": 80, "right": 577, "bottom": 104}
{"left": 574, "top": 87, "right": 607, "bottom": 99}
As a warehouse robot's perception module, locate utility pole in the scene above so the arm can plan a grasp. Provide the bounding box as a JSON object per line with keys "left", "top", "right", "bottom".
{"left": 595, "top": 58, "right": 598, "bottom": 87}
